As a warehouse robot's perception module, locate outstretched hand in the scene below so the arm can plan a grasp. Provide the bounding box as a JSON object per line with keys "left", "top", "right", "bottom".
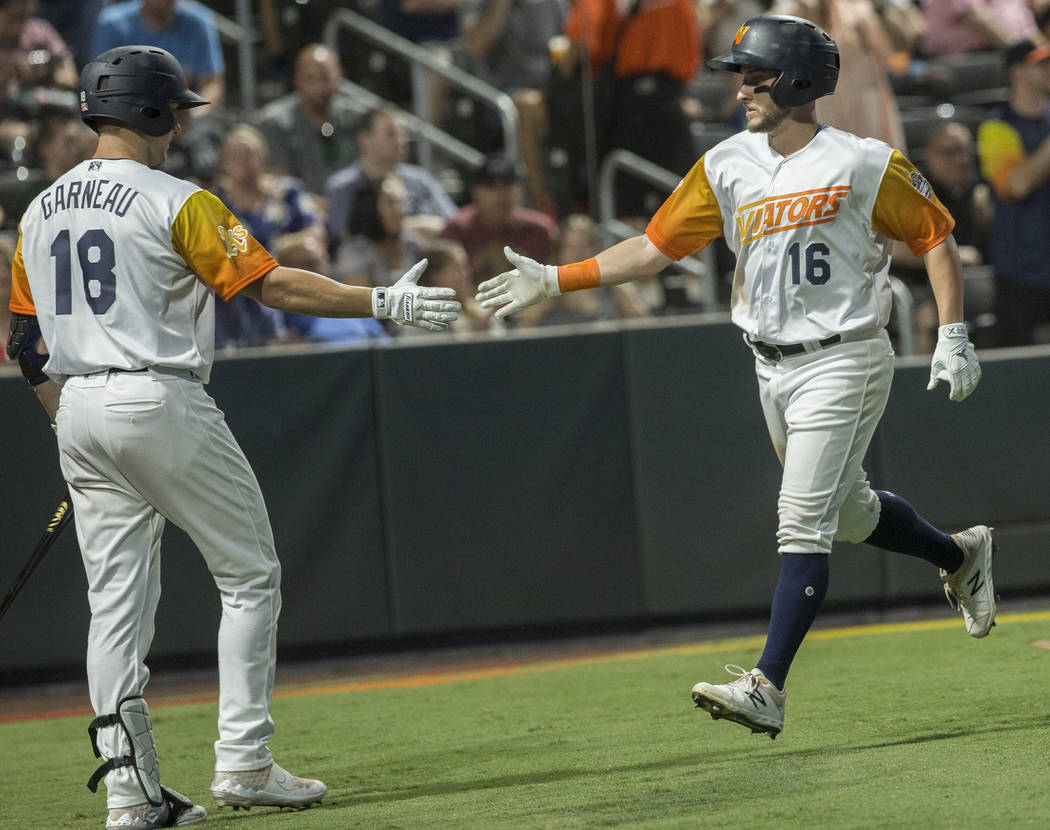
{"left": 475, "top": 246, "right": 561, "bottom": 319}
{"left": 373, "top": 259, "right": 462, "bottom": 331}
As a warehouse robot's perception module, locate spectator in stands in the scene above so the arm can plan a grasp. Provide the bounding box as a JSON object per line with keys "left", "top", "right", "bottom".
{"left": 333, "top": 172, "right": 427, "bottom": 289}
{"left": 920, "top": 0, "right": 1037, "bottom": 58}
{"left": 0, "top": 109, "right": 95, "bottom": 230}
{"left": 383, "top": 0, "right": 462, "bottom": 48}
{"left": 380, "top": 0, "right": 462, "bottom": 131}
{"left": 439, "top": 154, "right": 556, "bottom": 288}
{"left": 898, "top": 121, "right": 991, "bottom": 270}
{"left": 879, "top": 0, "right": 927, "bottom": 70}
{"left": 256, "top": 43, "right": 362, "bottom": 198}
{"left": 324, "top": 104, "right": 456, "bottom": 250}
{"left": 893, "top": 121, "right": 992, "bottom": 351}
{"left": 93, "top": 0, "right": 226, "bottom": 184}
{"left": 214, "top": 124, "right": 324, "bottom": 252}
{"left": 211, "top": 124, "right": 323, "bottom": 348}
{"left": 273, "top": 232, "right": 392, "bottom": 344}
{"left": 36, "top": 0, "right": 107, "bottom": 67}
{"left": 776, "top": 0, "right": 907, "bottom": 150}
{"left": 0, "top": 0, "right": 78, "bottom": 122}
{"left": 1038, "top": 2, "right": 1050, "bottom": 43}
{"left": 977, "top": 39, "right": 1050, "bottom": 346}
{"left": 557, "top": 0, "right": 700, "bottom": 218}
{"left": 460, "top": 0, "right": 565, "bottom": 212}
{"left": 92, "top": 0, "right": 225, "bottom": 114}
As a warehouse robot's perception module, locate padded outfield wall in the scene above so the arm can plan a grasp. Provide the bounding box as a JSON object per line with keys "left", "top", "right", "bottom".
{"left": 2, "top": 316, "right": 1047, "bottom": 676}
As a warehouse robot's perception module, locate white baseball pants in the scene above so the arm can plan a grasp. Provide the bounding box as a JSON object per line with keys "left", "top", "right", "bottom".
{"left": 56, "top": 370, "right": 280, "bottom": 807}
{"left": 754, "top": 331, "right": 895, "bottom": 554}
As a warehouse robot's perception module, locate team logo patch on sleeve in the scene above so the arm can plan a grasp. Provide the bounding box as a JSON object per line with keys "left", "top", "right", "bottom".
{"left": 909, "top": 171, "right": 932, "bottom": 199}
{"left": 217, "top": 224, "right": 249, "bottom": 258}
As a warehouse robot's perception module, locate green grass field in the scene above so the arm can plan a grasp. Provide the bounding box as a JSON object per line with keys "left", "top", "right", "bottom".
{"left": 3, "top": 611, "right": 1049, "bottom": 829}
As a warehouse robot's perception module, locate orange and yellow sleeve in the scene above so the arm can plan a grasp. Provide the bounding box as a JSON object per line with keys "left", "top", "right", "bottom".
{"left": 977, "top": 119, "right": 1025, "bottom": 201}
{"left": 645, "top": 157, "right": 725, "bottom": 260}
{"left": 8, "top": 235, "right": 37, "bottom": 315}
{"left": 171, "top": 190, "right": 278, "bottom": 301}
{"left": 871, "top": 150, "right": 955, "bottom": 257}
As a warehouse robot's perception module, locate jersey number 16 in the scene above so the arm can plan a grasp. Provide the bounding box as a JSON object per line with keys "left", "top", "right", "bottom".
{"left": 788, "top": 242, "right": 831, "bottom": 286}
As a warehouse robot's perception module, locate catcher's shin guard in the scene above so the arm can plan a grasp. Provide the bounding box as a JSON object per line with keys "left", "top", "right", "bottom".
{"left": 87, "top": 695, "right": 163, "bottom": 806}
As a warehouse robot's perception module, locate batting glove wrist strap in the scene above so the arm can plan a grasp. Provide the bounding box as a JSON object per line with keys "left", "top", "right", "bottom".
{"left": 371, "top": 286, "right": 390, "bottom": 320}
{"left": 542, "top": 262, "right": 562, "bottom": 297}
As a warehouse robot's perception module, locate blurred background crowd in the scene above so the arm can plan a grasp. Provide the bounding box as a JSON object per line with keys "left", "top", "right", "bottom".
{"left": 2, "top": 0, "right": 1050, "bottom": 352}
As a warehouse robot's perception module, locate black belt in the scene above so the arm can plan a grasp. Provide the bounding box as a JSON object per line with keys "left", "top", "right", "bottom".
{"left": 748, "top": 334, "right": 841, "bottom": 362}
{"left": 108, "top": 367, "right": 149, "bottom": 374}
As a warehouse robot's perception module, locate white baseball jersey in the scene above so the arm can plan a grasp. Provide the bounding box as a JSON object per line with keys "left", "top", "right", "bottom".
{"left": 646, "top": 125, "right": 954, "bottom": 344}
{"left": 9, "top": 158, "right": 286, "bottom": 797}
{"left": 10, "top": 158, "right": 277, "bottom": 383}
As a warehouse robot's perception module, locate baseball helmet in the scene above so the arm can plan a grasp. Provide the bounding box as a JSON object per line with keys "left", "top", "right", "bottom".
{"left": 707, "top": 15, "right": 839, "bottom": 107}
{"left": 79, "top": 45, "right": 209, "bottom": 137}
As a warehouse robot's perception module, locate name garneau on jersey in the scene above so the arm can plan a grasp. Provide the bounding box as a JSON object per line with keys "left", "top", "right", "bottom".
{"left": 9, "top": 158, "right": 277, "bottom": 384}
{"left": 646, "top": 126, "right": 954, "bottom": 345}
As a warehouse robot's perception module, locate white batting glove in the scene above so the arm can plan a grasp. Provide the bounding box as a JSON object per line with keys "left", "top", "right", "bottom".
{"left": 927, "top": 322, "right": 981, "bottom": 401}
{"left": 372, "top": 259, "right": 461, "bottom": 331}
{"left": 475, "top": 246, "right": 560, "bottom": 319}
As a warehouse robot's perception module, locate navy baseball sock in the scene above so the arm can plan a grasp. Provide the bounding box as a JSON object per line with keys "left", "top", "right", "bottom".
{"left": 864, "top": 491, "right": 963, "bottom": 572}
{"left": 755, "top": 553, "right": 829, "bottom": 691}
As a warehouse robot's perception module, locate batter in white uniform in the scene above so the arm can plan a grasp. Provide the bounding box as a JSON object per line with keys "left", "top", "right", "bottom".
{"left": 475, "top": 15, "right": 997, "bottom": 739}
{"left": 7, "top": 46, "right": 459, "bottom": 828}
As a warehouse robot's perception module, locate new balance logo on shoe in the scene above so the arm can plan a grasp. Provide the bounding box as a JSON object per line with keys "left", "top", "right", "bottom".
{"left": 944, "top": 526, "right": 998, "bottom": 638}
{"left": 691, "top": 665, "right": 786, "bottom": 739}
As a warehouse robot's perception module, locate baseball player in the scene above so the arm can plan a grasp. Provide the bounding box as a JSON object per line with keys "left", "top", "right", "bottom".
{"left": 6, "top": 46, "right": 459, "bottom": 828}
{"left": 476, "top": 15, "right": 996, "bottom": 739}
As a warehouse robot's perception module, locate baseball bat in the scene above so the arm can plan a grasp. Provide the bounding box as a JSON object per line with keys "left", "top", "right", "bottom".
{"left": 0, "top": 496, "right": 74, "bottom": 622}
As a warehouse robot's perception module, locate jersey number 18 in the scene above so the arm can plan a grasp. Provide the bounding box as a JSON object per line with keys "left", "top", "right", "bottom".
{"left": 51, "top": 228, "right": 116, "bottom": 315}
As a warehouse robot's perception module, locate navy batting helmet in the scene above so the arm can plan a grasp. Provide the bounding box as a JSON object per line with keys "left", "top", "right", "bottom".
{"left": 79, "top": 46, "right": 209, "bottom": 137}
{"left": 707, "top": 15, "right": 839, "bottom": 107}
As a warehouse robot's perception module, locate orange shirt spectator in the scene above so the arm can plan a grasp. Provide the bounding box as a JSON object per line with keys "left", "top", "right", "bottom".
{"left": 565, "top": 0, "right": 700, "bottom": 83}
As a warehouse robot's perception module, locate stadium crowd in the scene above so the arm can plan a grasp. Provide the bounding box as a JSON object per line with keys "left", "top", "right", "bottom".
{"left": 3, "top": 0, "right": 1050, "bottom": 350}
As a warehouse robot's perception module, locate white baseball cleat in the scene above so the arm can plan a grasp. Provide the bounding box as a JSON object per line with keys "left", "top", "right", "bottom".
{"left": 210, "top": 762, "right": 325, "bottom": 811}
{"left": 944, "top": 525, "right": 998, "bottom": 638}
{"left": 106, "top": 788, "right": 206, "bottom": 828}
{"left": 691, "top": 665, "right": 786, "bottom": 739}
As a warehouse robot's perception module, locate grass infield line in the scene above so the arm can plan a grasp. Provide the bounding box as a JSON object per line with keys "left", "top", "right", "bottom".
{"left": 5, "top": 609, "right": 1049, "bottom": 724}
